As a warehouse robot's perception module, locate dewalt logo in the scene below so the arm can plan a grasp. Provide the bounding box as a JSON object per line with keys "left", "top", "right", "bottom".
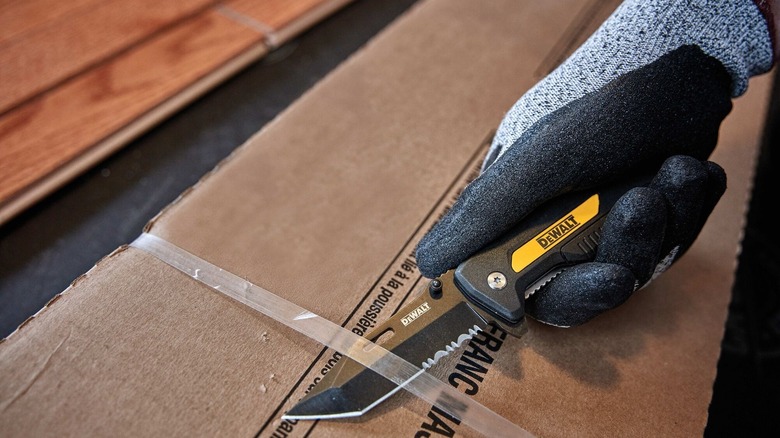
{"left": 536, "top": 215, "right": 579, "bottom": 249}
{"left": 511, "top": 194, "right": 600, "bottom": 273}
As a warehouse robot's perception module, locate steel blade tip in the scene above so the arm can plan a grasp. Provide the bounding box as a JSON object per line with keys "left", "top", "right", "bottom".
{"left": 283, "top": 387, "right": 363, "bottom": 420}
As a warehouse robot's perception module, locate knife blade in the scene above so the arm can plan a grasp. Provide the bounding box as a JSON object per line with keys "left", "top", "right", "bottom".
{"left": 284, "top": 172, "right": 650, "bottom": 420}
{"left": 285, "top": 271, "right": 488, "bottom": 419}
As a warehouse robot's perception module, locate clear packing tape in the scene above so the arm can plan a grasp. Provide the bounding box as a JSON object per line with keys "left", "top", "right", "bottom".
{"left": 131, "top": 232, "right": 533, "bottom": 438}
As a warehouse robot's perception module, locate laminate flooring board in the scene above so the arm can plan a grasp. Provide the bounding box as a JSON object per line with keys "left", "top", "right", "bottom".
{"left": 0, "top": 11, "right": 267, "bottom": 223}
{"left": 0, "top": 0, "right": 218, "bottom": 114}
{"left": 0, "top": 0, "right": 354, "bottom": 226}
{"left": 225, "top": 0, "right": 354, "bottom": 45}
{"left": 0, "top": 0, "right": 101, "bottom": 44}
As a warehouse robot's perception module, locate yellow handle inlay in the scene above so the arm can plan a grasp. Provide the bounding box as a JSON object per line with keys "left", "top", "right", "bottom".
{"left": 511, "top": 194, "right": 600, "bottom": 272}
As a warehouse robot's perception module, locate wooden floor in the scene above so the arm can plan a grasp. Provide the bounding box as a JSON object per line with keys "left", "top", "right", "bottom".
{"left": 0, "top": 0, "right": 352, "bottom": 225}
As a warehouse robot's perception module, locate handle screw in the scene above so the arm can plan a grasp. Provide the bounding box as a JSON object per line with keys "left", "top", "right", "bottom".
{"left": 487, "top": 272, "right": 507, "bottom": 290}
{"left": 429, "top": 279, "right": 443, "bottom": 298}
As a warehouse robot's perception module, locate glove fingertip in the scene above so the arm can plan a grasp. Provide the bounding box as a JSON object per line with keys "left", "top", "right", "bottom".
{"left": 653, "top": 155, "right": 709, "bottom": 190}
{"left": 597, "top": 186, "right": 667, "bottom": 284}
{"left": 527, "top": 263, "right": 636, "bottom": 327}
{"left": 704, "top": 160, "right": 727, "bottom": 197}
{"left": 415, "top": 237, "right": 447, "bottom": 279}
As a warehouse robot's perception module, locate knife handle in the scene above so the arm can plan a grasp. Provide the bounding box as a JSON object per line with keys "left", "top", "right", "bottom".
{"left": 452, "top": 173, "right": 653, "bottom": 333}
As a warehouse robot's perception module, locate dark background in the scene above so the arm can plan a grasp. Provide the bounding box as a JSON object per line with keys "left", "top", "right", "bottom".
{"left": 0, "top": 1, "right": 777, "bottom": 435}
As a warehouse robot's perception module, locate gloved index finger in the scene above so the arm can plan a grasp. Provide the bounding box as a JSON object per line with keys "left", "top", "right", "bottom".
{"left": 415, "top": 85, "right": 653, "bottom": 280}
{"left": 415, "top": 140, "right": 573, "bottom": 279}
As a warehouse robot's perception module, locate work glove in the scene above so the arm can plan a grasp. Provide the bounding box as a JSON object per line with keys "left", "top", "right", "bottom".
{"left": 415, "top": 0, "right": 776, "bottom": 327}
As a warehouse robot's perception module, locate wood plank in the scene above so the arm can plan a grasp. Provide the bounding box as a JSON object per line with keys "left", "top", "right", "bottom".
{"left": 226, "top": 0, "right": 332, "bottom": 30}
{"left": 0, "top": 0, "right": 217, "bottom": 114}
{"left": 0, "top": 0, "right": 101, "bottom": 44}
{"left": 225, "top": 0, "right": 354, "bottom": 46}
{"left": 0, "top": 11, "right": 266, "bottom": 218}
{"left": 0, "top": 0, "right": 357, "bottom": 225}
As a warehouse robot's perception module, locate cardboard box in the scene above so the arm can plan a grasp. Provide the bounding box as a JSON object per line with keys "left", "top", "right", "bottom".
{"left": 1, "top": 0, "right": 775, "bottom": 436}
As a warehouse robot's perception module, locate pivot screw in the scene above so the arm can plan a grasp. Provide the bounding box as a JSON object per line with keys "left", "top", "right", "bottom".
{"left": 429, "top": 279, "right": 443, "bottom": 298}
{"left": 487, "top": 272, "right": 507, "bottom": 290}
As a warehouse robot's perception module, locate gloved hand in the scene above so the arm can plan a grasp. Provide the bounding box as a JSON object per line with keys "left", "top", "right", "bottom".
{"left": 415, "top": 0, "right": 776, "bottom": 327}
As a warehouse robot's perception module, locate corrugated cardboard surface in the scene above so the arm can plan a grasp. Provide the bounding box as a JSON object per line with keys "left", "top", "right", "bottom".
{"left": 0, "top": 0, "right": 775, "bottom": 436}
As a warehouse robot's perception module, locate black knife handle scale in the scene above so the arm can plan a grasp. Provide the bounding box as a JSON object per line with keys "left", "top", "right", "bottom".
{"left": 452, "top": 173, "right": 653, "bottom": 333}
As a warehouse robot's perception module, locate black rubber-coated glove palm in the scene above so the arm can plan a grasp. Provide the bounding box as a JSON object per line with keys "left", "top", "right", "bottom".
{"left": 414, "top": 46, "right": 732, "bottom": 327}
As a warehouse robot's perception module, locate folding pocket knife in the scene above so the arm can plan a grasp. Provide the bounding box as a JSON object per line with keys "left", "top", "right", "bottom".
{"left": 284, "top": 175, "right": 647, "bottom": 420}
